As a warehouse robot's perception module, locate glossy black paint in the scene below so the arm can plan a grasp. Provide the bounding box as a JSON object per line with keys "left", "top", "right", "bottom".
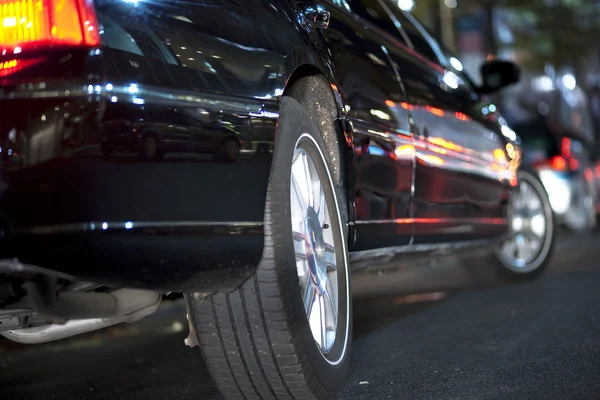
{"left": 0, "top": 0, "right": 518, "bottom": 291}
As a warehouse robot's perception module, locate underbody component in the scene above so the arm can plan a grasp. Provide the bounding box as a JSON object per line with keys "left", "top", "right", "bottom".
{"left": 0, "top": 259, "right": 162, "bottom": 344}
{"left": 0, "top": 288, "right": 161, "bottom": 344}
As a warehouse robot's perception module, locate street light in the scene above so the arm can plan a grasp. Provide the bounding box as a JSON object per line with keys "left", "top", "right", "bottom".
{"left": 398, "top": 0, "right": 414, "bottom": 11}
{"left": 445, "top": 0, "right": 457, "bottom": 8}
{"left": 561, "top": 73, "right": 577, "bottom": 90}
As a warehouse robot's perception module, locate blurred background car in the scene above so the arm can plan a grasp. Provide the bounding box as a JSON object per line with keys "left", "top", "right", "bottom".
{"left": 101, "top": 103, "right": 242, "bottom": 162}
{"left": 513, "top": 118, "right": 597, "bottom": 231}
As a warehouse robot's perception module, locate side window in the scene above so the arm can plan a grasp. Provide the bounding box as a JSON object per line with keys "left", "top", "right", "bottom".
{"left": 348, "top": 0, "right": 409, "bottom": 47}
{"left": 383, "top": 3, "right": 441, "bottom": 65}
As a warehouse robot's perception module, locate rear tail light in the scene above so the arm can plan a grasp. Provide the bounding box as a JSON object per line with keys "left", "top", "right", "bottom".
{"left": 0, "top": 0, "right": 99, "bottom": 55}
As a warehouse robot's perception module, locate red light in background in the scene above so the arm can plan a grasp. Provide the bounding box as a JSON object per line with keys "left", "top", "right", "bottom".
{"left": 561, "top": 137, "right": 571, "bottom": 158}
{"left": 0, "top": 59, "right": 17, "bottom": 73}
{"left": 551, "top": 156, "right": 567, "bottom": 171}
{"left": 385, "top": 100, "right": 396, "bottom": 107}
{"left": 569, "top": 158, "right": 579, "bottom": 170}
{"left": 426, "top": 106, "right": 444, "bottom": 117}
{"left": 399, "top": 101, "right": 414, "bottom": 111}
{"left": 585, "top": 168, "right": 594, "bottom": 182}
{"left": 455, "top": 111, "right": 469, "bottom": 121}
{"left": 595, "top": 165, "right": 600, "bottom": 177}
{"left": 0, "top": 0, "right": 100, "bottom": 53}
{"left": 0, "top": 57, "right": 44, "bottom": 76}
{"left": 510, "top": 176, "right": 518, "bottom": 187}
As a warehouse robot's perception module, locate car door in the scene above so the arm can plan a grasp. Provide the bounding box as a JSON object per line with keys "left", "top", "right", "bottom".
{"left": 380, "top": 3, "right": 511, "bottom": 243}
{"left": 315, "top": 0, "right": 414, "bottom": 250}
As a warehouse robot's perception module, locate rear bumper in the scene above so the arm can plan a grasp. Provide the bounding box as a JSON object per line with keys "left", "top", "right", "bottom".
{"left": 0, "top": 81, "right": 278, "bottom": 290}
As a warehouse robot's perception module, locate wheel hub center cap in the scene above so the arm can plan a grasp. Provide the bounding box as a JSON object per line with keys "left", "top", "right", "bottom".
{"left": 512, "top": 215, "right": 529, "bottom": 232}
{"left": 305, "top": 207, "right": 328, "bottom": 292}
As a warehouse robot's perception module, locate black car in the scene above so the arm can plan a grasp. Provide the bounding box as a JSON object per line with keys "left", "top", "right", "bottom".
{"left": 100, "top": 102, "right": 244, "bottom": 161}
{"left": 514, "top": 118, "right": 596, "bottom": 231}
{"left": 0, "top": 0, "right": 555, "bottom": 398}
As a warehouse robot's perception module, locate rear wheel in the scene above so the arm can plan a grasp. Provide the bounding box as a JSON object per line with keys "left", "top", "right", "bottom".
{"left": 494, "top": 170, "right": 555, "bottom": 280}
{"left": 101, "top": 144, "right": 114, "bottom": 158}
{"left": 186, "top": 97, "right": 351, "bottom": 400}
{"left": 212, "top": 138, "right": 240, "bottom": 162}
{"left": 140, "top": 133, "right": 165, "bottom": 160}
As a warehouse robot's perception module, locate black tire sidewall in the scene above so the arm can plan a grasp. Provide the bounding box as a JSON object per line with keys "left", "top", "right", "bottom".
{"left": 266, "top": 96, "right": 352, "bottom": 390}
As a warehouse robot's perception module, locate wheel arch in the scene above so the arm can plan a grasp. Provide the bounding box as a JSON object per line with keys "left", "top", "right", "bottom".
{"left": 281, "top": 64, "right": 355, "bottom": 242}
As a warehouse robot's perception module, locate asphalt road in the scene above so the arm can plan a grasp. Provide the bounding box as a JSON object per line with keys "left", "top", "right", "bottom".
{"left": 2, "top": 232, "right": 600, "bottom": 400}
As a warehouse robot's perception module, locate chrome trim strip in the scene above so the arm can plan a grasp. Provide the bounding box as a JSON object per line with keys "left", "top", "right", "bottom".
{"left": 354, "top": 218, "right": 507, "bottom": 225}
{"left": 0, "top": 81, "right": 278, "bottom": 116}
{"left": 9, "top": 221, "right": 264, "bottom": 236}
{"left": 349, "top": 239, "right": 491, "bottom": 263}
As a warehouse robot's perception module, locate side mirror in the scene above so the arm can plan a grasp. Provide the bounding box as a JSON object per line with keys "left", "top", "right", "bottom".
{"left": 479, "top": 60, "right": 520, "bottom": 94}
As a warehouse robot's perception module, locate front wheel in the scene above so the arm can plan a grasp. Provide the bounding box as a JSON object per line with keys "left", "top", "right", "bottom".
{"left": 212, "top": 138, "right": 240, "bottom": 162}
{"left": 101, "top": 144, "right": 114, "bottom": 158}
{"left": 186, "top": 97, "right": 352, "bottom": 400}
{"left": 494, "top": 170, "right": 555, "bottom": 280}
{"left": 140, "top": 133, "right": 165, "bottom": 160}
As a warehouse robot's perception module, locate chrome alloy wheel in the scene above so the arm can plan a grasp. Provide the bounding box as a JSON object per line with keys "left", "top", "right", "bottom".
{"left": 144, "top": 136, "right": 158, "bottom": 158}
{"left": 497, "top": 179, "right": 549, "bottom": 272}
{"left": 290, "top": 144, "right": 339, "bottom": 355}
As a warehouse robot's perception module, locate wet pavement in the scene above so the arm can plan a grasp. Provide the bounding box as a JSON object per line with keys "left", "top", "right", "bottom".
{"left": 2, "top": 232, "right": 600, "bottom": 400}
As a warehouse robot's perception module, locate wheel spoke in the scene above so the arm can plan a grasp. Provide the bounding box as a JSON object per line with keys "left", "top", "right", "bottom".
{"left": 292, "top": 153, "right": 312, "bottom": 210}
{"left": 323, "top": 288, "right": 338, "bottom": 329}
{"left": 304, "top": 282, "right": 316, "bottom": 319}
{"left": 324, "top": 243, "right": 336, "bottom": 271}
{"left": 301, "top": 152, "right": 314, "bottom": 208}
{"left": 316, "top": 185, "right": 326, "bottom": 224}
{"left": 319, "top": 294, "right": 327, "bottom": 350}
{"left": 291, "top": 173, "right": 308, "bottom": 215}
{"left": 529, "top": 213, "right": 546, "bottom": 238}
{"left": 502, "top": 239, "right": 518, "bottom": 258}
{"left": 515, "top": 234, "right": 532, "bottom": 261}
{"left": 293, "top": 231, "right": 309, "bottom": 260}
{"left": 519, "top": 182, "right": 530, "bottom": 207}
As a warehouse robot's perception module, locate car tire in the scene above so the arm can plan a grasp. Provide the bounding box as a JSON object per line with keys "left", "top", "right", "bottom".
{"left": 101, "top": 144, "right": 114, "bottom": 158}
{"left": 140, "top": 133, "right": 165, "bottom": 160}
{"left": 493, "top": 170, "right": 555, "bottom": 280}
{"left": 185, "top": 96, "right": 352, "bottom": 400}
{"left": 212, "top": 138, "right": 240, "bottom": 162}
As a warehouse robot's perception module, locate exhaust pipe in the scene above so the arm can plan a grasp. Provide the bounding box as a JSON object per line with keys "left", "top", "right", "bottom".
{"left": 0, "top": 288, "right": 161, "bottom": 344}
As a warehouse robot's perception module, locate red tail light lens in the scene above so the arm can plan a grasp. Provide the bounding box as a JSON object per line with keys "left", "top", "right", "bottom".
{"left": 0, "top": 0, "right": 99, "bottom": 54}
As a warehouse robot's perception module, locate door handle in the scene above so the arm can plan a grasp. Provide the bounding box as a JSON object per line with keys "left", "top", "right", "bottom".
{"left": 301, "top": 5, "right": 330, "bottom": 29}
